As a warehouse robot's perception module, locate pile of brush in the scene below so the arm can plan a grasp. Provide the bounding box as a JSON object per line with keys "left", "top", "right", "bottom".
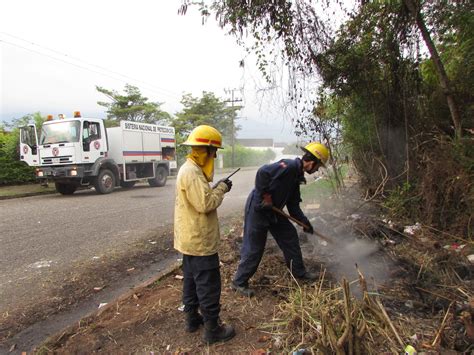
{"left": 269, "top": 268, "right": 416, "bottom": 354}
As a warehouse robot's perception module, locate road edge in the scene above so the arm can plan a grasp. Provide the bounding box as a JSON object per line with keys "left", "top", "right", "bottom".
{"left": 0, "top": 189, "right": 56, "bottom": 200}
{"left": 35, "top": 259, "right": 182, "bottom": 352}
{"left": 0, "top": 167, "right": 255, "bottom": 200}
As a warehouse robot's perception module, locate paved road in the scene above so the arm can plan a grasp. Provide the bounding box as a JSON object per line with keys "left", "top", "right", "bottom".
{"left": 0, "top": 168, "right": 257, "bottom": 314}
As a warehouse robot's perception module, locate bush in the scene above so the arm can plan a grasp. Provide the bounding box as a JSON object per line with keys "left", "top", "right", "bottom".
{"left": 382, "top": 182, "right": 421, "bottom": 221}
{"left": 0, "top": 129, "right": 36, "bottom": 185}
{"left": 221, "top": 145, "right": 276, "bottom": 168}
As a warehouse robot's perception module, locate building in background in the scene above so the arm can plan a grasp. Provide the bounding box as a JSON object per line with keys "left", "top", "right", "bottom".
{"left": 236, "top": 138, "right": 292, "bottom": 162}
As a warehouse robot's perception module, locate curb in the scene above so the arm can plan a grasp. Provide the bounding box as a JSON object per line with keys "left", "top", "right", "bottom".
{"left": 0, "top": 190, "right": 56, "bottom": 200}
{"left": 38, "top": 260, "right": 182, "bottom": 351}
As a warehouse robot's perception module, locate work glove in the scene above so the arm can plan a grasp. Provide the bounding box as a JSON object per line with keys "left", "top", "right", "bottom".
{"left": 214, "top": 178, "right": 232, "bottom": 192}
{"left": 259, "top": 193, "right": 273, "bottom": 211}
{"left": 303, "top": 221, "right": 314, "bottom": 234}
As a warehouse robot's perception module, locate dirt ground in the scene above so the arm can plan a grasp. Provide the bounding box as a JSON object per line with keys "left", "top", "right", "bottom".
{"left": 35, "top": 182, "right": 473, "bottom": 354}
{"left": 0, "top": 228, "right": 177, "bottom": 346}
{"left": 39, "top": 229, "right": 298, "bottom": 354}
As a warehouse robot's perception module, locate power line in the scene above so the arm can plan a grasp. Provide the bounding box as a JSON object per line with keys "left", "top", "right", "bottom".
{"left": 0, "top": 31, "right": 182, "bottom": 98}
{"left": 0, "top": 32, "right": 182, "bottom": 101}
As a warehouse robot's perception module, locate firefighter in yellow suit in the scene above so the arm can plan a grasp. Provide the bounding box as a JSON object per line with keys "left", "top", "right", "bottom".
{"left": 174, "top": 125, "right": 235, "bottom": 344}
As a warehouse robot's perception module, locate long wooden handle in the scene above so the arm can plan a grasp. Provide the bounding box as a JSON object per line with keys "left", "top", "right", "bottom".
{"left": 271, "top": 206, "right": 335, "bottom": 244}
{"left": 272, "top": 206, "right": 309, "bottom": 228}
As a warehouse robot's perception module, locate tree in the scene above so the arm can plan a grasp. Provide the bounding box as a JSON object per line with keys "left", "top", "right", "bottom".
{"left": 172, "top": 92, "right": 240, "bottom": 164}
{"left": 173, "top": 92, "right": 240, "bottom": 139}
{"left": 96, "top": 84, "right": 172, "bottom": 125}
{"left": 3, "top": 112, "right": 45, "bottom": 132}
{"left": 181, "top": 0, "right": 473, "bottom": 235}
{"left": 403, "top": 0, "right": 462, "bottom": 140}
{"left": 181, "top": 1, "right": 471, "bottom": 139}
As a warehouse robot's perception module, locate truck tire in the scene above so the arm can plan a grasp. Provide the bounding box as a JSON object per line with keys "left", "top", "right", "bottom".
{"left": 120, "top": 180, "right": 136, "bottom": 188}
{"left": 55, "top": 182, "right": 77, "bottom": 195}
{"left": 148, "top": 166, "right": 167, "bottom": 187}
{"left": 94, "top": 169, "right": 116, "bottom": 194}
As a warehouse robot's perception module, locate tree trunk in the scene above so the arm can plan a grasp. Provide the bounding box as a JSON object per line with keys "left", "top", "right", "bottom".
{"left": 403, "top": 0, "right": 462, "bottom": 139}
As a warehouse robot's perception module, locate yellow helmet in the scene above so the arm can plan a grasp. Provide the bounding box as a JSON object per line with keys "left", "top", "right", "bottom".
{"left": 182, "top": 125, "right": 223, "bottom": 149}
{"left": 302, "top": 142, "right": 330, "bottom": 165}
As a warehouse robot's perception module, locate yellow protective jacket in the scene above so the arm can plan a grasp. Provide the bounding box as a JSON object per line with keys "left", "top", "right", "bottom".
{"left": 174, "top": 158, "right": 228, "bottom": 256}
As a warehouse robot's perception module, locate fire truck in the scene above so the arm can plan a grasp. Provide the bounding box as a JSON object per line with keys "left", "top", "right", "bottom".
{"left": 19, "top": 112, "right": 177, "bottom": 195}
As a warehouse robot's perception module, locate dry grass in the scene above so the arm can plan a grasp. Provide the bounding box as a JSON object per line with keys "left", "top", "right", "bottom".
{"left": 265, "top": 217, "right": 474, "bottom": 354}
{"left": 268, "top": 269, "right": 409, "bottom": 354}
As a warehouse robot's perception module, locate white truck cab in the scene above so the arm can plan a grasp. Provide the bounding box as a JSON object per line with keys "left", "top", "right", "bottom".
{"left": 20, "top": 112, "right": 177, "bottom": 195}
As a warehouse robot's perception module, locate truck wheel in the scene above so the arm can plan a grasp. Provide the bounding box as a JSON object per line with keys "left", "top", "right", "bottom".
{"left": 148, "top": 166, "right": 168, "bottom": 187}
{"left": 55, "top": 183, "right": 77, "bottom": 195}
{"left": 94, "top": 169, "right": 116, "bottom": 194}
{"left": 120, "top": 180, "right": 136, "bottom": 188}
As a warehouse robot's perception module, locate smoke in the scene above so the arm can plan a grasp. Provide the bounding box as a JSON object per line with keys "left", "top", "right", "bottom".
{"left": 302, "top": 212, "right": 392, "bottom": 295}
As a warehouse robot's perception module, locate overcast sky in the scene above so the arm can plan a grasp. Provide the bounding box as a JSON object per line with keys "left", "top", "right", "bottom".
{"left": 0, "top": 0, "right": 300, "bottom": 142}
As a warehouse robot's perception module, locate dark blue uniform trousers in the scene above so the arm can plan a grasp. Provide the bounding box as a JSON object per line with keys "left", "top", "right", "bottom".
{"left": 233, "top": 194, "right": 307, "bottom": 287}
{"left": 182, "top": 253, "right": 221, "bottom": 322}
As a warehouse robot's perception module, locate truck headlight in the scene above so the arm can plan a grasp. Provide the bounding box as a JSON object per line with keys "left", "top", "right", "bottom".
{"left": 37, "top": 170, "right": 44, "bottom": 177}
{"left": 70, "top": 169, "right": 77, "bottom": 176}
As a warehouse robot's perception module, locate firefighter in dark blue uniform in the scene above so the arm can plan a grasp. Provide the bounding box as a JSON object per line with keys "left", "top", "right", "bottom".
{"left": 232, "top": 142, "right": 330, "bottom": 297}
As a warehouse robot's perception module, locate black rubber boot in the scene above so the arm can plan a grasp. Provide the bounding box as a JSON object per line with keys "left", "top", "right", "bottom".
{"left": 185, "top": 309, "right": 204, "bottom": 333}
{"left": 231, "top": 282, "right": 255, "bottom": 297}
{"left": 297, "top": 271, "right": 318, "bottom": 281}
{"left": 202, "top": 318, "right": 236, "bottom": 344}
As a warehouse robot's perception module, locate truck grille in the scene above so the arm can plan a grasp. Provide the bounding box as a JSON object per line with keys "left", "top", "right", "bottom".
{"left": 42, "top": 156, "right": 73, "bottom": 165}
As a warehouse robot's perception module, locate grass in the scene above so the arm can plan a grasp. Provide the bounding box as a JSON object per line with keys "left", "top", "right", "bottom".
{"left": 0, "top": 184, "right": 56, "bottom": 198}
{"left": 301, "top": 177, "right": 335, "bottom": 201}
{"left": 301, "top": 163, "right": 350, "bottom": 202}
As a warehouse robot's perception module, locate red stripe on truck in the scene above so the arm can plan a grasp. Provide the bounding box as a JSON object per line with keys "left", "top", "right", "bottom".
{"left": 123, "top": 151, "right": 162, "bottom": 156}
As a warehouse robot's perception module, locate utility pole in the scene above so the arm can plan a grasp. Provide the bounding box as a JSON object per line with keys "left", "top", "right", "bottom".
{"left": 224, "top": 88, "right": 243, "bottom": 168}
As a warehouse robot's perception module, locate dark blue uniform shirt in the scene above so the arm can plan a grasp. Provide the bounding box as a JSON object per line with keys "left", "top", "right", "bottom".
{"left": 251, "top": 158, "right": 309, "bottom": 225}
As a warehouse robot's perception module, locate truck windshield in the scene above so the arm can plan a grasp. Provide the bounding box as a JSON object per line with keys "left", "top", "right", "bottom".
{"left": 40, "top": 121, "right": 81, "bottom": 144}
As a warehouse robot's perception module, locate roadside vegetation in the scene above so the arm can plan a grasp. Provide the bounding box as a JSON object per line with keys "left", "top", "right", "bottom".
{"left": 0, "top": 113, "right": 44, "bottom": 184}
{"left": 0, "top": 184, "right": 55, "bottom": 198}
{"left": 221, "top": 144, "right": 276, "bottom": 168}
{"left": 181, "top": 0, "right": 473, "bottom": 238}
{"left": 301, "top": 170, "right": 344, "bottom": 201}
